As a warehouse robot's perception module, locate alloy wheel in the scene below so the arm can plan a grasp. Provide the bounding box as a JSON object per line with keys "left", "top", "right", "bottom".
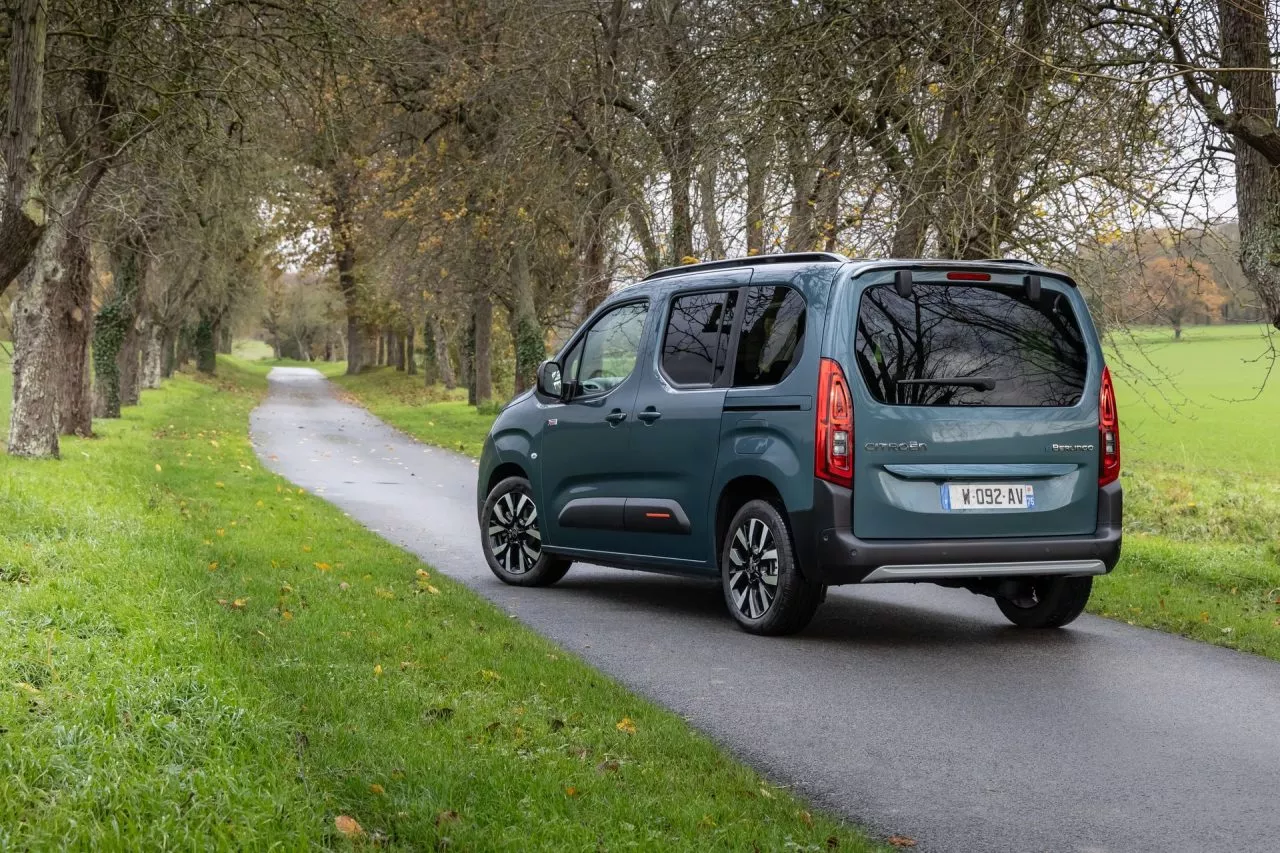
{"left": 487, "top": 490, "right": 542, "bottom": 574}
{"left": 727, "top": 517, "right": 779, "bottom": 619}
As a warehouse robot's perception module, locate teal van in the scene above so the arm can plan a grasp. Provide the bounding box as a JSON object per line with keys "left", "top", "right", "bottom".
{"left": 477, "top": 253, "right": 1122, "bottom": 635}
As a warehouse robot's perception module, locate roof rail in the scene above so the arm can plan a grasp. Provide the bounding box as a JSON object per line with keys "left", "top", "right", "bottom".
{"left": 641, "top": 251, "right": 849, "bottom": 282}
{"left": 980, "top": 257, "right": 1036, "bottom": 265}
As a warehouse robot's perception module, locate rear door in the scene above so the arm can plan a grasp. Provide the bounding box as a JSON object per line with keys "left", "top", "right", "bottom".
{"left": 846, "top": 269, "right": 1100, "bottom": 539}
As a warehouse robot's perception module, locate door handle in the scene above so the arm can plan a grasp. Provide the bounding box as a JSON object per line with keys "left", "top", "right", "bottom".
{"left": 637, "top": 408, "right": 662, "bottom": 424}
{"left": 605, "top": 410, "right": 628, "bottom": 425}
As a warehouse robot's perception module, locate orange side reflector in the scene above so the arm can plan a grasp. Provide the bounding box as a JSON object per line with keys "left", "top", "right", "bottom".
{"left": 644, "top": 512, "right": 671, "bottom": 519}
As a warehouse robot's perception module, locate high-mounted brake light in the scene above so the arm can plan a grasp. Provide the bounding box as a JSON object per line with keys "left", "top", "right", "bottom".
{"left": 946, "top": 271, "right": 992, "bottom": 281}
{"left": 815, "top": 358, "right": 853, "bottom": 488}
{"left": 1098, "top": 366, "right": 1121, "bottom": 486}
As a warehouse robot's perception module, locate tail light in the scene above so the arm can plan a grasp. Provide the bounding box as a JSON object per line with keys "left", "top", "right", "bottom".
{"left": 816, "top": 357, "right": 853, "bottom": 488}
{"left": 1098, "top": 366, "right": 1121, "bottom": 486}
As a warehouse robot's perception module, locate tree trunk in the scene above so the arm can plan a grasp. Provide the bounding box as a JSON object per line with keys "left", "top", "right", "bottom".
{"left": 472, "top": 290, "right": 493, "bottom": 406}
{"left": 405, "top": 324, "right": 417, "bottom": 375}
{"left": 163, "top": 329, "right": 180, "bottom": 378}
{"left": 93, "top": 238, "right": 142, "bottom": 419}
{"left": 195, "top": 316, "right": 217, "bottom": 375}
{"left": 0, "top": 0, "right": 48, "bottom": 297}
{"left": 1219, "top": 0, "right": 1280, "bottom": 330}
{"left": 8, "top": 223, "right": 70, "bottom": 456}
{"left": 119, "top": 313, "right": 143, "bottom": 406}
{"left": 141, "top": 323, "right": 164, "bottom": 389}
{"left": 54, "top": 223, "right": 93, "bottom": 437}
{"left": 745, "top": 133, "right": 770, "bottom": 256}
{"left": 463, "top": 312, "right": 476, "bottom": 405}
{"left": 217, "top": 324, "right": 232, "bottom": 355}
{"left": 784, "top": 127, "right": 817, "bottom": 252}
{"left": 511, "top": 246, "right": 544, "bottom": 395}
{"left": 331, "top": 175, "right": 364, "bottom": 374}
{"left": 697, "top": 151, "right": 725, "bottom": 259}
{"left": 580, "top": 177, "right": 614, "bottom": 318}
{"left": 433, "top": 316, "right": 455, "bottom": 389}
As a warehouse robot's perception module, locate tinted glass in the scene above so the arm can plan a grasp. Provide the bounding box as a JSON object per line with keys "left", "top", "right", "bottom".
{"left": 662, "top": 290, "right": 737, "bottom": 385}
{"left": 855, "top": 284, "right": 1087, "bottom": 407}
{"left": 576, "top": 301, "right": 648, "bottom": 394}
{"left": 733, "top": 286, "right": 806, "bottom": 387}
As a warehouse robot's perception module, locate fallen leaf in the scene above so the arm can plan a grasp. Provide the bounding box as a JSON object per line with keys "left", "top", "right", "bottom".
{"left": 302, "top": 545, "right": 312, "bottom": 553}
{"left": 564, "top": 785, "right": 578, "bottom": 797}
{"left": 334, "top": 815, "right": 363, "bottom": 837}
{"left": 615, "top": 717, "right": 636, "bottom": 735}
{"left": 154, "top": 463, "right": 162, "bottom": 472}
{"left": 826, "top": 837, "right": 840, "bottom": 850}
{"left": 888, "top": 835, "right": 917, "bottom": 848}
{"left": 758, "top": 787, "right": 774, "bottom": 799}
{"left": 435, "top": 810, "right": 459, "bottom": 827}
{"left": 416, "top": 569, "right": 430, "bottom": 579}
{"left": 231, "top": 598, "right": 247, "bottom": 610}
{"left": 374, "top": 665, "right": 383, "bottom": 677}
{"left": 339, "top": 582, "right": 350, "bottom": 591}
{"left": 314, "top": 562, "right": 332, "bottom": 572}
{"left": 799, "top": 810, "right": 813, "bottom": 827}
{"left": 215, "top": 481, "right": 225, "bottom": 488}
{"left": 1200, "top": 611, "right": 1210, "bottom": 623}
{"left": 697, "top": 815, "right": 716, "bottom": 829}
{"left": 596, "top": 759, "right": 620, "bottom": 774}
{"left": 255, "top": 500, "right": 265, "bottom": 508}
{"left": 208, "top": 561, "right": 218, "bottom": 571}
{"left": 481, "top": 669, "right": 500, "bottom": 681}
{"left": 210, "top": 439, "right": 219, "bottom": 448}
{"left": 369, "top": 783, "right": 385, "bottom": 795}
{"left": 425, "top": 584, "right": 440, "bottom": 595}
{"left": 14, "top": 682, "right": 40, "bottom": 695}
{"left": 281, "top": 610, "right": 294, "bottom": 621}
{"left": 375, "top": 587, "right": 394, "bottom": 600}
{"left": 216, "top": 528, "right": 225, "bottom": 537}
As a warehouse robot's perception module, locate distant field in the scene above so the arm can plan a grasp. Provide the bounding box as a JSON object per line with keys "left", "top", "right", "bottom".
{"left": 1109, "top": 324, "right": 1279, "bottom": 474}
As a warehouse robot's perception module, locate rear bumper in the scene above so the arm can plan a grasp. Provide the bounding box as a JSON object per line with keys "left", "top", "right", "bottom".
{"left": 796, "top": 480, "right": 1123, "bottom": 586}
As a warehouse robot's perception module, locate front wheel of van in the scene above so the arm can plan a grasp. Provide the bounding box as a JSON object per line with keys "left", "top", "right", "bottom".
{"left": 996, "top": 576, "right": 1093, "bottom": 629}
{"left": 481, "top": 477, "right": 571, "bottom": 587}
{"left": 720, "top": 500, "right": 822, "bottom": 636}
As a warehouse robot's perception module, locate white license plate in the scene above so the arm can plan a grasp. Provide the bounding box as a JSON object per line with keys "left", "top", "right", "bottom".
{"left": 941, "top": 483, "right": 1035, "bottom": 511}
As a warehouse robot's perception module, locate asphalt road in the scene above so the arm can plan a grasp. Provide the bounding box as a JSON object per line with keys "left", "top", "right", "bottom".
{"left": 251, "top": 367, "right": 1280, "bottom": 853}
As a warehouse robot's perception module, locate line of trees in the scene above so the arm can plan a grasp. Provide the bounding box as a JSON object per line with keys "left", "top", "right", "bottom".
{"left": 3, "top": 0, "right": 1280, "bottom": 459}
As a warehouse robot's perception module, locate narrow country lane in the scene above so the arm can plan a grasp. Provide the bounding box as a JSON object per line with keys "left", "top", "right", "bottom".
{"left": 251, "top": 367, "right": 1280, "bottom": 853}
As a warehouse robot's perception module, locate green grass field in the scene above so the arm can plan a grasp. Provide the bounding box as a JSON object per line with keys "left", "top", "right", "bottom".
{"left": 328, "top": 325, "right": 1280, "bottom": 661}
{"left": 0, "top": 354, "right": 883, "bottom": 850}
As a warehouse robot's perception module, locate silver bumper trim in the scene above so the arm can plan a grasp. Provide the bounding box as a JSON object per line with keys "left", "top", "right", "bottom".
{"left": 860, "top": 559, "right": 1107, "bottom": 583}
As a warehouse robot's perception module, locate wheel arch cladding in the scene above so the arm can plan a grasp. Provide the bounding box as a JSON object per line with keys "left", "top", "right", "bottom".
{"left": 714, "top": 475, "right": 786, "bottom": 561}
{"left": 487, "top": 462, "right": 528, "bottom": 496}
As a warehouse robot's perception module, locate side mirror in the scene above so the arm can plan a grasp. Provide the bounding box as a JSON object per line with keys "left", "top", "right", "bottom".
{"left": 536, "top": 360, "right": 566, "bottom": 400}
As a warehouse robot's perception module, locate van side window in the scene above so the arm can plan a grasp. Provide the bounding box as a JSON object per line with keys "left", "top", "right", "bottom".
{"left": 662, "top": 290, "right": 738, "bottom": 385}
{"left": 574, "top": 301, "right": 649, "bottom": 395}
{"left": 733, "top": 286, "right": 806, "bottom": 387}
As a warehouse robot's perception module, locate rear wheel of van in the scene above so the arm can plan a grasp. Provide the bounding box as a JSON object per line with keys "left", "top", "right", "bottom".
{"left": 481, "top": 476, "right": 571, "bottom": 587}
{"left": 720, "top": 500, "right": 822, "bottom": 636}
{"left": 996, "top": 576, "right": 1093, "bottom": 629}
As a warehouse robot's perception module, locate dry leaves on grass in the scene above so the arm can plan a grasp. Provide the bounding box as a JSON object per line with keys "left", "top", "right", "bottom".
{"left": 334, "top": 815, "right": 363, "bottom": 837}
{"left": 615, "top": 717, "right": 636, "bottom": 735}
{"left": 888, "top": 834, "right": 917, "bottom": 848}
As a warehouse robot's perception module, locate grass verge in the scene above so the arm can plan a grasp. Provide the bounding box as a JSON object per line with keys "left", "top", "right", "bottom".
{"left": 0, "top": 357, "right": 883, "bottom": 850}
{"left": 333, "top": 360, "right": 1280, "bottom": 663}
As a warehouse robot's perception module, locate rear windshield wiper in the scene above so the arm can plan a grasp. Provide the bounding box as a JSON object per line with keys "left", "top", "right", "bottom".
{"left": 894, "top": 377, "right": 996, "bottom": 391}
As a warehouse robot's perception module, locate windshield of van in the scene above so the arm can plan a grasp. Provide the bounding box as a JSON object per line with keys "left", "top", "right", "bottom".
{"left": 854, "top": 283, "right": 1087, "bottom": 407}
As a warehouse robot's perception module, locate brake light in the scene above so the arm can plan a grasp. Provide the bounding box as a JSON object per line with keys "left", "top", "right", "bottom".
{"left": 1099, "top": 366, "right": 1121, "bottom": 486}
{"left": 815, "top": 357, "right": 853, "bottom": 488}
{"left": 945, "top": 271, "right": 991, "bottom": 281}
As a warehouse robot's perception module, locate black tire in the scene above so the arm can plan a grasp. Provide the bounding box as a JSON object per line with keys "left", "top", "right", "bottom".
{"left": 720, "top": 499, "right": 822, "bottom": 636}
{"left": 996, "top": 576, "right": 1093, "bottom": 628}
{"left": 480, "top": 476, "right": 571, "bottom": 587}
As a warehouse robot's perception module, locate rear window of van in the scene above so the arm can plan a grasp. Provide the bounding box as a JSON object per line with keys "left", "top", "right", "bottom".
{"left": 854, "top": 283, "right": 1087, "bottom": 407}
